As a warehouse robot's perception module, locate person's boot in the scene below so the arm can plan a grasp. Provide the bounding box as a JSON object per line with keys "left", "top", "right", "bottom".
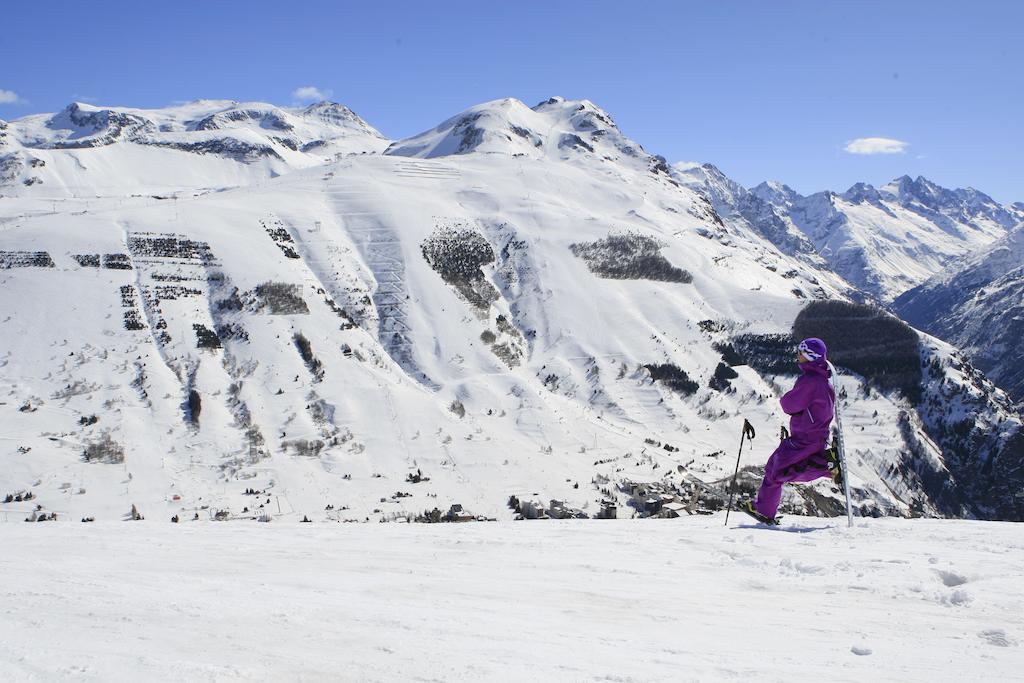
{"left": 738, "top": 499, "right": 780, "bottom": 525}
{"left": 826, "top": 445, "right": 844, "bottom": 487}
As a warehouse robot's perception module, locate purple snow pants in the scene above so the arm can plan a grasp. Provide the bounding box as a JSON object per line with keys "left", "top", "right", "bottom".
{"left": 754, "top": 438, "right": 831, "bottom": 519}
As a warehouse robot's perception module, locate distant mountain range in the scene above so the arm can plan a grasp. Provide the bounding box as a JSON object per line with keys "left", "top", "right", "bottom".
{"left": 0, "top": 100, "right": 388, "bottom": 194}
{"left": 674, "top": 164, "right": 1022, "bottom": 302}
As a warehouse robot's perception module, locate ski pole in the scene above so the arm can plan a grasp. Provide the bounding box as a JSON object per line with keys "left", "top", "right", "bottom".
{"left": 724, "top": 419, "right": 756, "bottom": 526}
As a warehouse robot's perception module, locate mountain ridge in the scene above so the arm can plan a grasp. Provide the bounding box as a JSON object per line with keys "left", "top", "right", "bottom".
{"left": 677, "top": 164, "right": 1021, "bottom": 301}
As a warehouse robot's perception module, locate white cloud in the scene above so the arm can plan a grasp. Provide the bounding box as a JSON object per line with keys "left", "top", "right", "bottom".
{"left": 292, "top": 86, "right": 332, "bottom": 102}
{"left": 0, "top": 89, "right": 21, "bottom": 104}
{"left": 843, "top": 137, "right": 908, "bottom": 155}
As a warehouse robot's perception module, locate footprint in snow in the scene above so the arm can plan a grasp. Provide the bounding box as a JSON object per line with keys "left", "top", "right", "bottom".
{"left": 979, "top": 629, "right": 1018, "bottom": 647}
{"left": 933, "top": 569, "right": 969, "bottom": 587}
{"left": 778, "top": 558, "right": 825, "bottom": 575}
{"left": 850, "top": 645, "right": 872, "bottom": 656}
{"left": 942, "top": 589, "right": 972, "bottom": 607}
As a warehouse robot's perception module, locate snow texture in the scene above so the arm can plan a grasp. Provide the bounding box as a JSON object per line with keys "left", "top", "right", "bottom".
{"left": 2, "top": 516, "right": 1023, "bottom": 680}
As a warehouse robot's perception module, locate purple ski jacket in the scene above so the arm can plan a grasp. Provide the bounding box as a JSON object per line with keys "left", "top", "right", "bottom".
{"left": 780, "top": 358, "right": 835, "bottom": 446}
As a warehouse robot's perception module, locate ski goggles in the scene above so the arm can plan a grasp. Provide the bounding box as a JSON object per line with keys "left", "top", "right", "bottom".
{"left": 798, "top": 341, "right": 822, "bottom": 361}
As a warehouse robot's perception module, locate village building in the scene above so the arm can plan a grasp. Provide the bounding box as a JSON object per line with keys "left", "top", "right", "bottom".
{"left": 519, "top": 500, "right": 548, "bottom": 520}
{"left": 444, "top": 504, "right": 475, "bottom": 523}
{"left": 658, "top": 502, "right": 688, "bottom": 519}
{"left": 596, "top": 500, "right": 618, "bottom": 519}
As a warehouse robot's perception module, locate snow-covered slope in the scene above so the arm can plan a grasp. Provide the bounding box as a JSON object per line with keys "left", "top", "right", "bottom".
{"left": 894, "top": 222, "right": 1024, "bottom": 404}
{"left": 4, "top": 517, "right": 1024, "bottom": 680}
{"left": 1, "top": 96, "right": 1021, "bottom": 526}
{"left": 676, "top": 166, "right": 1021, "bottom": 302}
{"left": 0, "top": 100, "right": 388, "bottom": 196}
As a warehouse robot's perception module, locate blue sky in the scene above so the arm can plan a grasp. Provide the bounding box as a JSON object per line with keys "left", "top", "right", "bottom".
{"left": 3, "top": 1, "right": 1021, "bottom": 202}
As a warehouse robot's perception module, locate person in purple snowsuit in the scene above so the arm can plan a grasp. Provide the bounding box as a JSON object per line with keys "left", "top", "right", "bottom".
{"left": 744, "top": 338, "right": 838, "bottom": 523}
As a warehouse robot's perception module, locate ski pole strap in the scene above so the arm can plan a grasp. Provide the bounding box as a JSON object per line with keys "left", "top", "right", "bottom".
{"left": 742, "top": 419, "right": 755, "bottom": 440}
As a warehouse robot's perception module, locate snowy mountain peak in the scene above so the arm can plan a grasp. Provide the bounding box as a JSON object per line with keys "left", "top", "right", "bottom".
{"left": 42, "top": 102, "right": 156, "bottom": 148}
{"left": 842, "top": 181, "right": 882, "bottom": 204}
{"left": 189, "top": 103, "right": 295, "bottom": 133}
{"left": 749, "top": 180, "right": 800, "bottom": 208}
{"left": 760, "top": 179, "right": 795, "bottom": 194}
{"left": 672, "top": 163, "right": 748, "bottom": 213}
{"left": 884, "top": 174, "right": 967, "bottom": 207}
{"left": 693, "top": 162, "right": 730, "bottom": 182}
{"left": 383, "top": 97, "right": 542, "bottom": 158}
{"left": 299, "top": 101, "right": 384, "bottom": 136}
{"left": 884, "top": 173, "right": 916, "bottom": 191}
{"left": 881, "top": 174, "right": 949, "bottom": 206}
{"left": 384, "top": 96, "right": 663, "bottom": 175}
{"left": 674, "top": 162, "right": 736, "bottom": 189}
{"left": 880, "top": 174, "right": 1021, "bottom": 232}
{"left": 530, "top": 96, "right": 620, "bottom": 134}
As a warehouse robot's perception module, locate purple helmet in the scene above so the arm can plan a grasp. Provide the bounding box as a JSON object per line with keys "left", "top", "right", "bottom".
{"left": 798, "top": 337, "right": 827, "bottom": 361}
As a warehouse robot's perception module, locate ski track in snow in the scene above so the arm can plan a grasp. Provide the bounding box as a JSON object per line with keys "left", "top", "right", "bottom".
{"left": 2, "top": 515, "right": 1022, "bottom": 681}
